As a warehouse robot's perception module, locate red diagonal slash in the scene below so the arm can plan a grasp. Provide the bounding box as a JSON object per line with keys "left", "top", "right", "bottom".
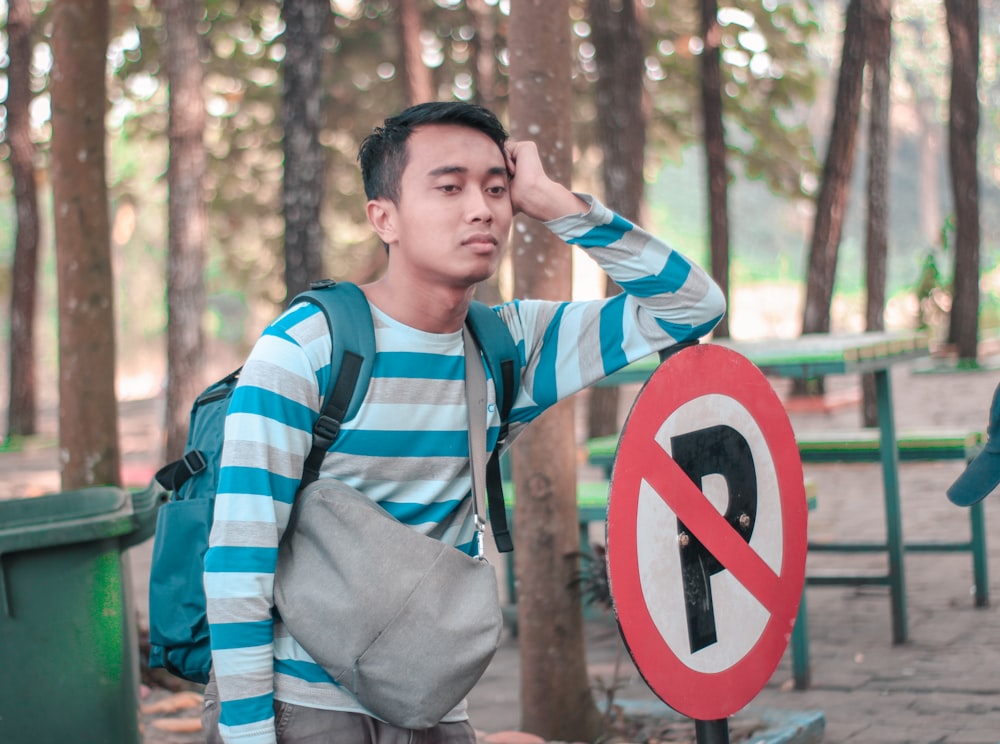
{"left": 638, "top": 444, "right": 783, "bottom": 611}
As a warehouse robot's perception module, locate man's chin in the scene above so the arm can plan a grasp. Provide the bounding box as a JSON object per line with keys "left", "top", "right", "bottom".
{"left": 455, "top": 274, "right": 495, "bottom": 293}
{"left": 464, "top": 261, "right": 502, "bottom": 287}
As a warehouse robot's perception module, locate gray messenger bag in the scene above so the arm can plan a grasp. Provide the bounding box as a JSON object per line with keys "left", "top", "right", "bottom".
{"left": 273, "top": 330, "right": 504, "bottom": 729}
{"left": 273, "top": 478, "right": 502, "bottom": 729}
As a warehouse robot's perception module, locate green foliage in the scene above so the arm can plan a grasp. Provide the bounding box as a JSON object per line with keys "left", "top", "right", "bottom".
{"left": 7, "top": 0, "right": 1000, "bottom": 363}
{"left": 979, "top": 290, "right": 1000, "bottom": 335}
{"left": 106, "top": 0, "right": 822, "bottom": 321}
{"left": 633, "top": 0, "right": 821, "bottom": 197}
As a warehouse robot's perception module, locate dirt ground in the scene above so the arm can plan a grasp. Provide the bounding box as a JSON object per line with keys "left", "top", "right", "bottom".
{"left": 3, "top": 339, "right": 1000, "bottom": 743}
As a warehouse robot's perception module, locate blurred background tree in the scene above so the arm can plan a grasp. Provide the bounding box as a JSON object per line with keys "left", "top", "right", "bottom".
{"left": 2, "top": 0, "right": 842, "bottom": 440}
{"left": 943, "top": 0, "right": 980, "bottom": 363}
{"left": 4, "top": 0, "right": 39, "bottom": 440}
{"left": 49, "top": 0, "right": 120, "bottom": 489}
{"left": 506, "top": 1, "right": 602, "bottom": 738}
{"left": 584, "top": 0, "right": 646, "bottom": 440}
{"left": 163, "top": 0, "right": 209, "bottom": 460}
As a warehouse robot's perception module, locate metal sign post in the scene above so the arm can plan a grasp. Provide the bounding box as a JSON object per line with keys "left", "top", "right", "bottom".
{"left": 695, "top": 719, "right": 731, "bottom": 744}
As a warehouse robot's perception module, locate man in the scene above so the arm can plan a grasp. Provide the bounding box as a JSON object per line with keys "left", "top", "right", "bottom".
{"left": 203, "top": 101, "right": 726, "bottom": 743}
{"left": 947, "top": 380, "right": 1000, "bottom": 507}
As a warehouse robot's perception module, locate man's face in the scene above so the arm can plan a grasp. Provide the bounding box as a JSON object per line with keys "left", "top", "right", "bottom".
{"left": 371, "top": 123, "right": 513, "bottom": 289}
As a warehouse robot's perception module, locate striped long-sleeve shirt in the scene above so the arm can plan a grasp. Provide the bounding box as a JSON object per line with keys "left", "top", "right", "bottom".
{"left": 205, "top": 195, "right": 726, "bottom": 743}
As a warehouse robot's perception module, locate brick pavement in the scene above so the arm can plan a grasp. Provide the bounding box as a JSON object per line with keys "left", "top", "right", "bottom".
{"left": 4, "top": 359, "right": 1000, "bottom": 743}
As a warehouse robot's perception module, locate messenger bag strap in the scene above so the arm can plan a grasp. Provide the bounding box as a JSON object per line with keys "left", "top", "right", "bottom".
{"left": 463, "top": 329, "right": 489, "bottom": 559}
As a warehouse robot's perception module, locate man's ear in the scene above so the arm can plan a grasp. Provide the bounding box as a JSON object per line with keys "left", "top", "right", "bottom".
{"left": 366, "top": 199, "right": 397, "bottom": 247}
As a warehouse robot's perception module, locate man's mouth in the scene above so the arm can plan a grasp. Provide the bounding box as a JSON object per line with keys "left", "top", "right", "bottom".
{"left": 462, "top": 234, "right": 499, "bottom": 250}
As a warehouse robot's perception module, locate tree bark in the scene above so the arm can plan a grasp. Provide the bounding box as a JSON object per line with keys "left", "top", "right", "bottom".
{"left": 470, "top": 0, "right": 504, "bottom": 306}
{"left": 5, "top": 0, "right": 40, "bottom": 439}
{"left": 50, "top": 0, "right": 120, "bottom": 489}
{"left": 394, "top": 0, "right": 434, "bottom": 105}
{"left": 944, "top": 0, "right": 980, "bottom": 362}
{"left": 586, "top": 0, "right": 646, "bottom": 438}
{"left": 700, "top": 0, "right": 731, "bottom": 339}
{"left": 795, "top": 0, "right": 865, "bottom": 396}
{"left": 861, "top": 0, "right": 891, "bottom": 428}
{"left": 163, "top": 0, "right": 208, "bottom": 461}
{"left": 801, "top": 0, "right": 866, "bottom": 336}
{"left": 508, "top": 1, "right": 602, "bottom": 740}
{"left": 916, "top": 96, "right": 942, "bottom": 248}
{"left": 282, "top": 0, "right": 330, "bottom": 301}
{"left": 468, "top": 0, "right": 498, "bottom": 108}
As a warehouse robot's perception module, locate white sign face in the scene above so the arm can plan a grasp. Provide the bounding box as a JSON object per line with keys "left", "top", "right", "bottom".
{"left": 637, "top": 394, "right": 783, "bottom": 673}
{"left": 607, "top": 344, "right": 807, "bottom": 721}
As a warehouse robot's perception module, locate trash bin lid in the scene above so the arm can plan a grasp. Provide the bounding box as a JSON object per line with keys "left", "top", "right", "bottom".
{"left": 0, "top": 487, "right": 133, "bottom": 555}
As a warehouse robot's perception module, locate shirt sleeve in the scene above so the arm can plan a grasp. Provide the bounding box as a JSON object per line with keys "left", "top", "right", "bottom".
{"left": 203, "top": 303, "right": 331, "bottom": 744}
{"left": 502, "top": 193, "right": 726, "bottom": 432}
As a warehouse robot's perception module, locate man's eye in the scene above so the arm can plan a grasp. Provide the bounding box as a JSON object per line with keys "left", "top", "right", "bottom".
{"left": 486, "top": 186, "right": 508, "bottom": 196}
{"left": 439, "top": 184, "right": 460, "bottom": 193}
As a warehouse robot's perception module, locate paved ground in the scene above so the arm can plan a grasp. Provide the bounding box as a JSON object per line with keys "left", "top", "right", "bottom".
{"left": 3, "top": 356, "right": 1000, "bottom": 742}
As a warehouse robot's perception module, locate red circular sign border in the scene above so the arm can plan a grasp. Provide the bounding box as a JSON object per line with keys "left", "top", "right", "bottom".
{"left": 607, "top": 343, "right": 807, "bottom": 721}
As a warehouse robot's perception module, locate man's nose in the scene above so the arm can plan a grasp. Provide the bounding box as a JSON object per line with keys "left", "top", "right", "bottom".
{"left": 466, "top": 191, "right": 494, "bottom": 222}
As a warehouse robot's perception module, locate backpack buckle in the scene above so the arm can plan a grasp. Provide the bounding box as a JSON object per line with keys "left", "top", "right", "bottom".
{"left": 313, "top": 414, "right": 341, "bottom": 443}
{"left": 182, "top": 450, "right": 207, "bottom": 477}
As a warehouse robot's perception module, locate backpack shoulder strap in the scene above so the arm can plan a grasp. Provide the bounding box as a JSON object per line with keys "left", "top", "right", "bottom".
{"left": 465, "top": 301, "right": 520, "bottom": 553}
{"left": 465, "top": 301, "right": 520, "bottom": 425}
{"left": 290, "top": 280, "right": 376, "bottom": 487}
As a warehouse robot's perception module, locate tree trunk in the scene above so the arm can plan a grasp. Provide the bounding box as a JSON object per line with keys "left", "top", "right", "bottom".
{"left": 163, "top": 0, "right": 208, "bottom": 461}
{"left": 50, "top": 0, "right": 120, "bottom": 489}
{"left": 282, "top": 0, "right": 330, "bottom": 301}
{"left": 586, "top": 0, "right": 646, "bottom": 439}
{"left": 795, "top": 0, "right": 865, "bottom": 396}
{"left": 944, "top": 0, "right": 980, "bottom": 363}
{"left": 700, "top": 0, "right": 731, "bottom": 340}
{"left": 5, "top": 0, "right": 40, "bottom": 439}
{"left": 861, "top": 0, "right": 891, "bottom": 428}
{"left": 470, "top": 0, "right": 503, "bottom": 306}
{"left": 395, "top": 0, "right": 434, "bottom": 105}
{"left": 469, "top": 0, "right": 498, "bottom": 109}
{"left": 801, "top": 0, "right": 866, "bottom": 335}
{"left": 508, "top": 1, "right": 602, "bottom": 740}
{"left": 916, "top": 96, "right": 942, "bottom": 248}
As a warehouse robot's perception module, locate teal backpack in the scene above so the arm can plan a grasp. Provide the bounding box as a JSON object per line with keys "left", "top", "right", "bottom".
{"left": 147, "top": 281, "right": 520, "bottom": 684}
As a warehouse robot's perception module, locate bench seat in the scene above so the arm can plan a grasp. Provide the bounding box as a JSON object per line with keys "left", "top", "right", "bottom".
{"left": 796, "top": 429, "right": 982, "bottom": 463}
{"left": 586, "top": 429, "right": 983, "bottom": 474}
{"left": 501, "top": 478, "right": 817, "bottom": 526}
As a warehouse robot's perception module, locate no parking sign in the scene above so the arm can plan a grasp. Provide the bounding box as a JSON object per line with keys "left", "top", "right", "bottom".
{"left": 607, "top": 343, "right": 807, "bottom": 721}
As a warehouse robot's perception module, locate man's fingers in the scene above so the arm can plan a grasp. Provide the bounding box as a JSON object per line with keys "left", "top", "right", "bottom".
{"left": 504, "top": 140, "right": 521, "bottom": 177}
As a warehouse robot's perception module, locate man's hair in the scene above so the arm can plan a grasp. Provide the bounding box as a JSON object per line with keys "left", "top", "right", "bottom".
{"left": 358, "top": 101, "right": 510, "bottom": 203}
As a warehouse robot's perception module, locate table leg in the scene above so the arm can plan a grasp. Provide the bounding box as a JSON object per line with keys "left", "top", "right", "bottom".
{"left": 874, "top": 368, "right": 907, "bottom": 644}
{"left": 791, "top": 586, "right": 810, "bottom": 689}
{"left": 970, "top": 500, "right": 989, "bottom": 607}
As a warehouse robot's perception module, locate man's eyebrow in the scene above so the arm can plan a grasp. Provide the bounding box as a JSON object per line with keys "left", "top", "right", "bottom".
{"left": 427, "top": 165, "right": 466, "bottom": 177}
{"left": 426, "top": 165, "right": 509, "bottom": 178}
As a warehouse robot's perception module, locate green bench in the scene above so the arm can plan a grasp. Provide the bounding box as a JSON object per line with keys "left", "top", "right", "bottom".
{"left": 585, "top": 427, "right": 988, "bottom": 689}
{"left": 786, "top": 429, "right": 987, "bottom": 605}
{"left": 586, "top": 430, "right": 985, "bottom": 594}
{"left": 795, "top": 428, "right": 982, "bottom": 464}
{"left": 586, "top": 428, "right": 983, "bottom": 471}
{"left": 792, "top": 428, "right": 987, "bottom": 689}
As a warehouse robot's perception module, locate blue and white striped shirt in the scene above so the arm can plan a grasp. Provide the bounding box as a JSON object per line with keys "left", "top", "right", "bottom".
{"left": 205, "top": 195, "right": 725, "bottom": 743}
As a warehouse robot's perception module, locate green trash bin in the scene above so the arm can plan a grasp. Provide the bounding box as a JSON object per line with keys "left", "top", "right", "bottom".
{"left": 0, "top": 483, "right": 164, "bottom": 744}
